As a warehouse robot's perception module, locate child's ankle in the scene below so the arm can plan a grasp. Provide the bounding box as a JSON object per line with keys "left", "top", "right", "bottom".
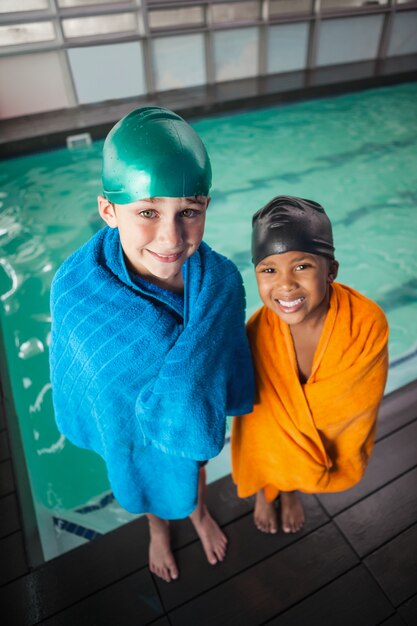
{"left": 147, "top": 515, "right": 169, "bottom": 533}
{"left": 190, "top": 503, "right": 209, "bottom": 523}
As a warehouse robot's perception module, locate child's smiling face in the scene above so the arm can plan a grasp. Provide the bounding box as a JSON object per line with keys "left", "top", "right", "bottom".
{"left": 98, "top": 195, "right": 208, "bottom": 291}
{"left": 255, "top": 251, "right": 339, "bottom": 326}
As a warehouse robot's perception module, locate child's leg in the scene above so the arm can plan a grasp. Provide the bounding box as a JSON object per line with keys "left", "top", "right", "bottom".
{"left": 254, "top": 488, "right": 278, "bottom": 534}
{"left": 147, "top": 514, "right": 179, "bottom": 583}
{"left": 189, "top": 465, "right": 227, "bottom": 565}
{"left": 280, "top": 491, "right": 305, "bottom": 533}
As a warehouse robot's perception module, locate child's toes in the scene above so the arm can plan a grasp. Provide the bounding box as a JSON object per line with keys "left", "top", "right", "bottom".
{"left": 162, "top": 567, "right": 172, "bottom": 583}
{"left": 268, "top": 518, "right": 278, "bottom": 533}
{"left": 208, "top": 551, "right": 218, "bottom": 565}
{"left": 215, "top": 544, "right": 226, "bottom": 562}
{"left": 219, "top": 539, "right": 228, "bottom": 557}
{"left": 256, "top": 520, "right": 267, "bottom": 532}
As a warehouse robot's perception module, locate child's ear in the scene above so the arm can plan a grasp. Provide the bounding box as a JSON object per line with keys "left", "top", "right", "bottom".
{"left": 328, "top": 259, "right": 339, "bottom": 283}
{"left": 98, "top": 196, "right": 118, "bottom": 228}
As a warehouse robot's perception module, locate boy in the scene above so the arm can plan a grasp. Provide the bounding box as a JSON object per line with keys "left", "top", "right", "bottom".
{"left": 50, "top": 107, "right": 254, "bottom": 582}
{"left": 232, "top": 196, "right": 388, "bottom": 534}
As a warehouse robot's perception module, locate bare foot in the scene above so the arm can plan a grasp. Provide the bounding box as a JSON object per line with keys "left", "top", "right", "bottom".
{"left": 254, "top": 489, "right": 278, "bottom": 533}
{"left": 280, "top": 491, "right": 305, "bottom": 533}
{"left": 190, "top": 506, "right": 228, "bottom": 565}
{"left": 147, "top": 514, "right": 179, "bottom": 583}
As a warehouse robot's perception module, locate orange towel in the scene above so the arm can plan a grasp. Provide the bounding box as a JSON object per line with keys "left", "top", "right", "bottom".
{"left": 232, "top": 282, "right": 388, "bottom": 501}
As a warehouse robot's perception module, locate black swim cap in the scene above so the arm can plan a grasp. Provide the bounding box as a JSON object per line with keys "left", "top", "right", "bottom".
{"left": 252, "top": 196, "right": 335, "bottom": 266}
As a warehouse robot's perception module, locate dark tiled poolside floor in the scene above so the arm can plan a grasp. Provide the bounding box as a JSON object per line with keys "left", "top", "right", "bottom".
{"left": 0, "top": 379, "right": 416, "bottom": 625}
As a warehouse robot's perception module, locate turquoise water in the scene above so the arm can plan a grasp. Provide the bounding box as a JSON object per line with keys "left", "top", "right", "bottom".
{"left": 1, "top": 82, "right": 417, "bottom": 559}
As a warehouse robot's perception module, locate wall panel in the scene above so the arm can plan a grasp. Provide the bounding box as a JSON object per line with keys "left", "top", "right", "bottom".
{"left": 0, "top": 52, "right": 70, "bottom": 119}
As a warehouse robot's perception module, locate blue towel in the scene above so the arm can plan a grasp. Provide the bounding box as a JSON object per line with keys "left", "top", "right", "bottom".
{"left": 50, "top": 227, "right": 254, "bottom": 518}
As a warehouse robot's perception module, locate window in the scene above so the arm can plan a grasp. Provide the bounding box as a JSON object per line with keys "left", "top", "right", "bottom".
{"left": 269, "top": 0, "right": 311, "bottom": 17}
{"left": 62, "top": 13, "right": 137, "bottom": 39}
{"left": 316, "top": 14, "right": 384, "bottom": 66}
{"left": 267, "top": 22, "right": 309, "bottom": 73}
{"left": 212, "top": 2, "right": 260, "bottom": 24}
{"left": 0, "top": 21, "right": 55, "bottom": 46}
{"left": 68, "top": 41, "right": 146, "bottom": 103}
{"left": 148, "top": 7, "right": 205, "bottom": 31}
{"left": 0, "top": 0, "right": 49, "bottom": 13}
{"left": 321, "top": 0, "right": 388, "bottom": 10}
{"left": 58, "top": 0, "right": 131, "bottom": 7}
{"left": 387, "top": 10, "right": 417, "bottom": 57}
{"left": 153, "top": 33, "right": 206, "bottom": 90}
{"left": 213, "top": 27, "right": 259, "bottom": 81}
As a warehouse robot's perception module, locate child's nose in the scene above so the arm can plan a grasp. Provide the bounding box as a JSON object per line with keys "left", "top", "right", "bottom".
{"left": 157, "top": 218, "right": 183, "bottom": 248}
{"left": 277, "top": 271, "right": 297, "bottom": 291}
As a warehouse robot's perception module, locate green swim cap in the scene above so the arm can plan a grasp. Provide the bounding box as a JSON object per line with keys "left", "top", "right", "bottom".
{"left": 102, "top": 106, "right": 212, "bottom": 204}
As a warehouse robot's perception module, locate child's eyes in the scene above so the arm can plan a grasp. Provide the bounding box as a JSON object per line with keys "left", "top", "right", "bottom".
{"left": 138, "top": 208, "right": 200, "bottom": 219}
{"left": 181, "top": 208, "right": 200, "bottom": 218}
{"left": 258, "top": 264, "right": 312, "bottom": 274}
{"left": 138, "top": 209, "right": 157, "bottom": 218}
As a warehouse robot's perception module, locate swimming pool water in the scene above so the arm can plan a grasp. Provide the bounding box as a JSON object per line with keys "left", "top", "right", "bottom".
{"left": 1, "top": 82, "right": 417, "bottom": 560}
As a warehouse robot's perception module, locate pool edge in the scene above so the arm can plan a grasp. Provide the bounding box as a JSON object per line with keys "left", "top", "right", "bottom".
{"left": 1, "top": 55, "right": 417, "bottom": 160}
{"left": 0, "top": 327, "right": 44, "bottom": 569}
